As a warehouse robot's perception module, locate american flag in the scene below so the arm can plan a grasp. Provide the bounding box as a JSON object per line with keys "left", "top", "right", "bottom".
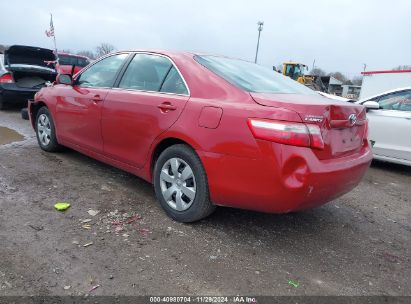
{"left": 45, "top": 14, "right": 54, "bottom": 37}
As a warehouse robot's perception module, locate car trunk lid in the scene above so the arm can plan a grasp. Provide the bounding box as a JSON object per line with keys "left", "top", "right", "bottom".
{"left": 4, "top": 45, "right": 57, "bottom": 88}
{"left": 4, "top": 45, "right": 56, "bottom": 72}
{"left": 250, "top": 93, "right": 367, "bottom": 159}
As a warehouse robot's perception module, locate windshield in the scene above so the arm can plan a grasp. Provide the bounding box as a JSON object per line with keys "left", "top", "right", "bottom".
{"left": 195, "top": 55, "right": 315, "bottom": 95}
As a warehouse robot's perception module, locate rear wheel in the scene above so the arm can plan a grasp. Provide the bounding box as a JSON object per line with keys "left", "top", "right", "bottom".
{"left": 35, "top": 106, "right": 63, "bottom": 152}
{"left": 153, "top": 144, "right": 215, "bottom": 222}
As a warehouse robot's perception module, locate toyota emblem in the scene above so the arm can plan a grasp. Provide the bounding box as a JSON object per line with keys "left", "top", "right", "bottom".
{"left": 348, "top": 114, "right": 357, "bottom": 126}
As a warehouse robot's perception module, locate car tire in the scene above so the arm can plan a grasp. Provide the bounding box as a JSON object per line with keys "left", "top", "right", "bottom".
{"left": 21, "top": 107, "right": 29, "bottom": 120}
{"left": 153, "top": 144, "right": 216, "bottom": 222}
{"left": 35, "top": 106, "right": 63, "bottom": 152}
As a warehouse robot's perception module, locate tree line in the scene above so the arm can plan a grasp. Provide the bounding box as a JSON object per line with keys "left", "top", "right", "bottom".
{"left": 60, "top": 42, "right": 116, "bottom": 60}
{"left": 0, "top": 42, "right": 115, "bottom": 60}
{"left": 1, "top": 42, "right": 410, "bottom": 86}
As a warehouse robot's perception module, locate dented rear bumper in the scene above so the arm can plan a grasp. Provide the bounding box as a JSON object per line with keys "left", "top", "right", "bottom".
{"left": 198, "top": 139, "right": 372, "bottom": 213}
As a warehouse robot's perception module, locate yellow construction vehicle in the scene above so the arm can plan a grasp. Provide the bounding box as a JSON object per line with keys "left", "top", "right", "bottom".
{"left": 282, "top": 62, "right": 308, "bottom": 84}
{"left": 280, "top": 61, "right": 326, "bottom": 91}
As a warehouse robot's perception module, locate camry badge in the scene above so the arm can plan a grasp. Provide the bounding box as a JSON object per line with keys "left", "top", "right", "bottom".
{"left": 304, "top": 115, "right": 323, "bottom": 123}
{"left": 348, "top": 114, "right": 357, "bottom": 126}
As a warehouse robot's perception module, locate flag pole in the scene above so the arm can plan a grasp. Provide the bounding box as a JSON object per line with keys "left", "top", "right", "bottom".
{"left": 50, "top": 13, "right": 58, "bottom": 63}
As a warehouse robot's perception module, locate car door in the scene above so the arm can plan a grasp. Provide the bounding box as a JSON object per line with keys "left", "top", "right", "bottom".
{"left": 101, "top": 53, "right": 190, "bottom": 168}
{"left": 366, "top": 90, "right": 411, "bottom": 162}
{"left": 55, "top": 53, "right": 129, "bottom": 152}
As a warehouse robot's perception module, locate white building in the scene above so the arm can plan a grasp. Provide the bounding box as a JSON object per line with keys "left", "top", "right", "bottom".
{"left": 359, "top": 69, "right": 411, "bottom": 99}
{"left": 341, "top": 85, "right": 361, "bottom": 99}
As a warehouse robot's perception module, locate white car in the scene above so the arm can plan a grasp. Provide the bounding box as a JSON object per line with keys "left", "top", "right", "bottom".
{"left": 357, "top": 87, "right": 411, "bottom": 166}
{"left": 317, "top": 91, "right": 354, "bottom": 102}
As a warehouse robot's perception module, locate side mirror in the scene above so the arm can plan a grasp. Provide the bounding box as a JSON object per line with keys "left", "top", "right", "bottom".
{"left": 363, "top": 100, "right": 380, "bottom": 110}
{"left": 56, "top": 74, "right": 72, "bottom": 85}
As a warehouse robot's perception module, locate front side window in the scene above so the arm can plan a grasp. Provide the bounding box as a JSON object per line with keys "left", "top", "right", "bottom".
{"left": 378, "top": 90, "right": 411, "bottom": 111}
{"left": 195, "top": 55, "right": 315, "bottom": 95}
{"left": 76, "top": 53, "right": 128, "bottom": 88}
{"left": 118, "top": 53, "right": 187, "bottom": 95}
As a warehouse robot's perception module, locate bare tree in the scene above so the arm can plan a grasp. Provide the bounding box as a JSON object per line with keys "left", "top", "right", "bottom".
{"left": 77, "top": 50, "right": 96, "bottom": 60}
{"left": 310, "top": 68, "right": 326, "bottom": 76}
{"left": 95, "top": 43, "right": 115, "bottom": 58}
{"left": 59, "top": 49, "right": 73, "bottom": 54}
{"left": 351, "top": 76, "right": 363, "bottom": 86}
{"left": 392, "top": 65, "right": 411, "bottom": 70}
{"left": 0, "top": 44, "right": 7, "bottom": 53}
{"left": 328, "top": 71, "right": 347, "bottom": 83}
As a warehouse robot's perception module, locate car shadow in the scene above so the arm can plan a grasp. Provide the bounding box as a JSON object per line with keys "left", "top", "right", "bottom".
{"left": 371, "top": 159, "right": 411, "bottom": 176}
{"left": 200, "top": 203, "right": 339, "bottom": 231}
{"left": 54, "top": 147, "right": 359, "bottom": 245}
{"left": 1, "top": 104, "right": 27, "bottom": 112}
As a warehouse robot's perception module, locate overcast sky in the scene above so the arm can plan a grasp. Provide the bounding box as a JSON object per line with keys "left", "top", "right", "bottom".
{"left": 2, "top": 0, "right": 410, "bottom": 78}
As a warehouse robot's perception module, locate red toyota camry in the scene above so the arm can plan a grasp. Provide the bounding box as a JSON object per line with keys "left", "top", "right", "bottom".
{"left": 29, "top": 50, "right": 372, "bottom": 222}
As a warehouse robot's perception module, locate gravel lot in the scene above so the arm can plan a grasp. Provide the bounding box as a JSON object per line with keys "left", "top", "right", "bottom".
{"left": 0, "top": 109, "right": 410, "bottom": 297}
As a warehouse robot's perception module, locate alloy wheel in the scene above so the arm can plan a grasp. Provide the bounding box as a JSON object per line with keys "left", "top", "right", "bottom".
{"left": 37, "top": 114, "right": 51, "bottom": 146}
{"left": 160, "top": 157, "right": 196, "bottom": 211}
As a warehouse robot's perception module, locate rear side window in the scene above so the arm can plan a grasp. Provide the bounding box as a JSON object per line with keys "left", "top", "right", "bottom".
{"left": 59, "top": 55, "right": 90, "bottom": 67}
{"left": 160, "top": 66, "right": 188, "bottom": 95}
{"left": 118, "top": 54, "right": 188, "bottom": 95}
{"left": 59, "top": 55, "right": 77, "bottom": 66}
{"left": 119, "top": 54, "right": 170, "bottom": 92}
{"left": 195, "top": 55, "right": 316, "bottom": 95}
{"left": 77, "top": 53, "right": 128, "bottom": 88}
{"left": 378, "top": 90, "right": 411, "bottom": 111}
{"left": 77, "top": 58, "right": 90, "bottom": 67}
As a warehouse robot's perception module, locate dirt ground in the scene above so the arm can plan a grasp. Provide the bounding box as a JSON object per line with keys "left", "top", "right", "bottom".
{"left": 0, "top": 109, "right": 410, "bottom": 297}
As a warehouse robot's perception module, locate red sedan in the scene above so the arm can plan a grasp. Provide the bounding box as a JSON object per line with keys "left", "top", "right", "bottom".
{"left": 56, "top": 53, "right": 91, "bottom": 75}
{"left": 28, "top": 50, "right": 372, "bottom": 222}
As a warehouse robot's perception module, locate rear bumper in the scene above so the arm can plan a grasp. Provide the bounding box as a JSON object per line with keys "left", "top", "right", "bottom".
{"left": 0, "top": 83, "right": 37, "bottom": 104}
{"left": 199, "top": 140, "right": 372, "bottom": 213}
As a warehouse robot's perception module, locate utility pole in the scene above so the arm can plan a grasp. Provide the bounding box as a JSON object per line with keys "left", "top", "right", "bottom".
{"left": 312, "top": 59, "right": 316, "bottom": 72}
{"left": 363, "top": 63, "right": 367, "bottom": 72}
{"left": 254, "top": 21, "right": 264, "bottom": 63}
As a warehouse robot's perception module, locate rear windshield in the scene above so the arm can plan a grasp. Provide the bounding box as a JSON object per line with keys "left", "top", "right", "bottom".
{"left": 195, "top": 55, "right": 316, "bottom": 95}
{"left": 59, "top": 55, "right": 90, "bottom": 67}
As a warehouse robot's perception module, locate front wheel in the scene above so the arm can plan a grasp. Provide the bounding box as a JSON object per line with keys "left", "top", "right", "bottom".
{"left": 35, "top": 106, "right": 63, "bottom": 152}
{"left": 153, "top": 144, "right": 216, "bottom": 222}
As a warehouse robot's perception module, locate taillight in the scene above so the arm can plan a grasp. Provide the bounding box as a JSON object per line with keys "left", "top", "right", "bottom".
{"left": 0, "top": 73, "right": 14, "bottom": 83}
{"left": 247, "top": 118, "right": 324, "bottom": 150}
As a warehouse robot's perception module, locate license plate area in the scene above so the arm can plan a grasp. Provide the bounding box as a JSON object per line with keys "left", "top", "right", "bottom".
{"left": 330, "top": 127, "right": 362, "bottom": 155}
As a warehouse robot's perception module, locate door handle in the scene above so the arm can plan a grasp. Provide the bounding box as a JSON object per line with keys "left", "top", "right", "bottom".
{"left": 92, "top": 95, "right": 103, "bottom": 103}
{"left": 158, "top": 102, "right": 177, "bottom": 112}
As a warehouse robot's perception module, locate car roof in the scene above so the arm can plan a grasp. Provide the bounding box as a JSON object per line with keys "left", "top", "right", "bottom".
{"left": 58, "top": 52, "right": 90, "bottom": 59}
{"left": 110, "top": 49, "right": 257, "bottom": 65}
{"left": 358, "top": 87, "right": 411, "bottom": 103}
{"left": 115, "top": 49, "right": 195, "bottom": 58}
